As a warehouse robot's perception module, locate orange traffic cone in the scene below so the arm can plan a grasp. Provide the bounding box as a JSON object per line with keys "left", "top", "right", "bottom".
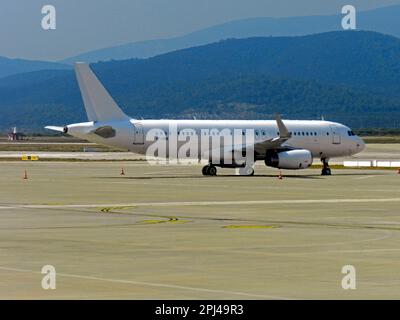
{"left": 278, "top": 170, "right": 283, "bottom": 180}
{"left": 23, "top": 170, "right": 28, "bottom": 180}
{"left": 120, "top": 167, "right": 125, "bottom": 175}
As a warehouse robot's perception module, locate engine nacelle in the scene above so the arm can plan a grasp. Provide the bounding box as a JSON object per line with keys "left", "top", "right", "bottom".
{"left": 265, "top": 149, "right": 313, "bottom": 170}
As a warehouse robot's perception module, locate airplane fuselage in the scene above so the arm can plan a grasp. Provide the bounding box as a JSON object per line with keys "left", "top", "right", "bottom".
{"left": 47, "top": 63, "right": 365, "bottom": 176}
{"left": 66, "top": 118, "right": 365, "bottom": 160}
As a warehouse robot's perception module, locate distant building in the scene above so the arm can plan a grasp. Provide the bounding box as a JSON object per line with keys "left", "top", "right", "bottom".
{"left": 7, "top": 127, "right": 23, "bottom": 141}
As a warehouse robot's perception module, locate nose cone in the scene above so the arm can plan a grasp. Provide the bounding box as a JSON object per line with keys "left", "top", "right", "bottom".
{"left": 356, "top": 137, "right": 365, "bottom": 153}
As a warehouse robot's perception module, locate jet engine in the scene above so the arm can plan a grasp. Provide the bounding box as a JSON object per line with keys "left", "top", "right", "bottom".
{"left": 265, "top": 149, "right": 313, "bottom": 170}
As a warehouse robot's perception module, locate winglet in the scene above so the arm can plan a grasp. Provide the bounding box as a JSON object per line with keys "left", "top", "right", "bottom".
{"left": 275, "top": 114, "right": 291, "bottom": 138}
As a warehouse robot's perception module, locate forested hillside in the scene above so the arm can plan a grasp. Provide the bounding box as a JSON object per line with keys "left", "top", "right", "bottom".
{"left": 1, "top": 31, "right": 400, "bottom": 131}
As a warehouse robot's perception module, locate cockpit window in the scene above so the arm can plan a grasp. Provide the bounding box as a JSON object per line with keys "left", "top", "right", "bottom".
{"left": 348, "top": 131, "right": 356, "bottom": 136}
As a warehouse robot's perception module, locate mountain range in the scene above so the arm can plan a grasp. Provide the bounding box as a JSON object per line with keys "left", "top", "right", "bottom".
{"left": 0, "top": 57, "right": 70, "bottom": 79}
{"left": 1, "top": 31, "right": 400, "bottom": 131}
{"left": 61, "top": 5, "right": 400, "bottom": 63}
{"left": 2, "top": 5, "right": 400, "bottom": 79}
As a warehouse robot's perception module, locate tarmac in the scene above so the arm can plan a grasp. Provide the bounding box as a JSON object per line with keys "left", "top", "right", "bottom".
{"left": 1, "top": 159, "right": 400, "bottom": 299}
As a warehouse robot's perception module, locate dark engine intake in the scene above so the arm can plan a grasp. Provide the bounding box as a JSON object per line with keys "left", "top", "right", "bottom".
{"left": 265, "top": 149, "right": 313, "bottom": 170}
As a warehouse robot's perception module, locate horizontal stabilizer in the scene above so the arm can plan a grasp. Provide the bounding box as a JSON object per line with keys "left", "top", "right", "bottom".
{"left": 45, "top": 126, "right": 65, "bottom": 132}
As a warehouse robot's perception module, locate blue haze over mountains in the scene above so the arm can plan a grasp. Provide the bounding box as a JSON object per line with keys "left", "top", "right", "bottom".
{"left": 61, "top": 5, "right": 400, "bottom": 63}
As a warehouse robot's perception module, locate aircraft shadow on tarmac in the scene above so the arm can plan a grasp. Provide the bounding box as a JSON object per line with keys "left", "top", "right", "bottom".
{"left": 97, "top": 174, "right": 320, "bottom": 180}
{"left": 96, "top": 171, "right": 388, "bottom": 180}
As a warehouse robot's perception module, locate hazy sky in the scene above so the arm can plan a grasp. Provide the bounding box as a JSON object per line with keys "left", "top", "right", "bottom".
{"left": 1, "top": 0, "right": 400, "bottom": 61}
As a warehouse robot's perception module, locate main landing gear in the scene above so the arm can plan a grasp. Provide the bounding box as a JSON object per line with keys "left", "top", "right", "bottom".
{"left": 202, "top": 164, "right": 217, "bottom": 176}
{"left": 321, "top": 158, "right": 332, "bottom": 176}
{"left": 202, "top": 164, "right": 255, "bottom": 176}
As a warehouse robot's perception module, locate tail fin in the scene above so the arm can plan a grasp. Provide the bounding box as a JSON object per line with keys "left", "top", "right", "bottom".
{"left": 74, "top": 62, "right": 129, "bottom": 122}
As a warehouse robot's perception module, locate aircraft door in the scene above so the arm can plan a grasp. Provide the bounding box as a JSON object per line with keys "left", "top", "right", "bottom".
{"left": 133, "top": 123, "right": 144, "bottom": 144}
{"left": 330, "top": 125, "right": 341, "bottom": 144}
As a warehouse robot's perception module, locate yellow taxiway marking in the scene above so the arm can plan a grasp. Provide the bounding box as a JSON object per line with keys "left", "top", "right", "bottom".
{"left": 223, "top": 225, "right": 276, "bottom": 229}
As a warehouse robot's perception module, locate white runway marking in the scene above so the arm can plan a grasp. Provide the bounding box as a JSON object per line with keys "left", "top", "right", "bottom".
{"left": 2, "top": 197, "right": 400, "bottom": 210}
{"left": 0, "top": 266, "right": 291, "bottom": 300}
{"left": 354, "top": 175, "right": 377, "bottom": 180}
{"left": 229, "top": 246, "right": 400, "bottom": 258}
{"left": 224, "top": 230, "right": 392, "bottom": 250}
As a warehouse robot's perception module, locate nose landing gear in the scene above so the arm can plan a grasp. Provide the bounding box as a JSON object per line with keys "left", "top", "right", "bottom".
{"left": 321, "top": 158, "right": 332, "bottom": 176}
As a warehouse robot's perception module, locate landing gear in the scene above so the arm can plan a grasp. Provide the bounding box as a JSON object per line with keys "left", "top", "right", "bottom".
{"left": 202, "top": 164, "right": 217, "bottom": 176}
{"left": 321, "top": 158, "right": 332, "bottom": 176}
{"left": 237, "top": 166, "right": 255, "bottom": 176}
{"left": 202, "top": 164, "right": 254, "bottom": 176}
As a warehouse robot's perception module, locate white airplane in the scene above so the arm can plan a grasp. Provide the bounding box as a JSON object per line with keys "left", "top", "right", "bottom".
{"left": 46, "top": 63, "right": 365, "bottom": 176}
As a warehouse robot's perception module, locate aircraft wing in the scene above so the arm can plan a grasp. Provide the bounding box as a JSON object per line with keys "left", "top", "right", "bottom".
{"left": 205, "top": 114, "right": 292, "bottom": 161}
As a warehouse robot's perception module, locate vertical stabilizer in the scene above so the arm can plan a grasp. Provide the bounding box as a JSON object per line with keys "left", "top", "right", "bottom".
{"left": 74, "top": 62, "right": 129, "bottom": 122}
